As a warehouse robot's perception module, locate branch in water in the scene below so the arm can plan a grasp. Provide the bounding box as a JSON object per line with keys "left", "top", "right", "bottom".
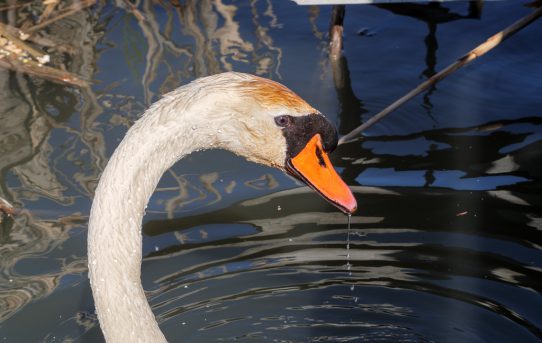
{"left": 338, "top": 6, "right": 542, "bottom": 145}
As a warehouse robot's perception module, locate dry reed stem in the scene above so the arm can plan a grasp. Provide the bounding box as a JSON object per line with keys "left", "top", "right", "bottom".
{"left": 338, "top": 6, "right": 542, "bottom": 145}
{"left": 0, "top": 23, "right": 49, "bottom": 62}
{"left": 0, "top": 56, "right": 88, "bottom": 87}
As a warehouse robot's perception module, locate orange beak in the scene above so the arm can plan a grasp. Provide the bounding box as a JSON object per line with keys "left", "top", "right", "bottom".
{"left": 286, "top": 134, "right": 357, "bottom": 214}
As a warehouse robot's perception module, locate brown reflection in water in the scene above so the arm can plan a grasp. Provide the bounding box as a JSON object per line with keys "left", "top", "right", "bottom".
{"left": 0, "top": 71, "right": 77, "bottom": 206}
{"left": 214, "top": 0, "right": 254, "bottom": 70}
{"left": 65, "top": 8, "right": 109, "bottom": 195}
{"left": 0, "top": 5, "right": 108, "bottom": 322}
{"left": 126, "top": 0, "right": 284, "bottom": 103}
{"left": 154, "top": 169, "right": 282, "bottom": 219}
{"left": 0, "top": 211, "right": 87, "bottom": 321}
{"left": 158, "top": 170, "right": 206, "bottom": 219}
{"left": 307, "top": 6, "right": 324, "bottom": 41}
{"left": 249, "top": 0, "right": 283, "bottom": 78}
{"left": 244, "top": 173, "right": 278, "bottom": 190}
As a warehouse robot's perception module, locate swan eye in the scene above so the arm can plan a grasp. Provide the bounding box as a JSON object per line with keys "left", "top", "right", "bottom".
{"left": 274, "top": 115, "right": 292, "bottom": 127}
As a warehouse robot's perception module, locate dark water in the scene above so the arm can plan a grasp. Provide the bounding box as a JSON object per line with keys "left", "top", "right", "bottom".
{"left": 1, "top": 1, "right": 541, "bottom": 342}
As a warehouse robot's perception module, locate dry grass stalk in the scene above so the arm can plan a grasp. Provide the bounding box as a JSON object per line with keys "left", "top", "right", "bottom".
{"left": 38, "top": 0, "right": 61, "bottom": 24}
{"left": 0, "top": 197, "right": 16, "bottom": 218}
{"left": 338, "top": 6, "right": 542, "bottom": 145}
{"left": 0, "top": 2, "right": 31, "bottom": 12}
{"left": 26, "top": 0, "right": 96, "bottom": 33}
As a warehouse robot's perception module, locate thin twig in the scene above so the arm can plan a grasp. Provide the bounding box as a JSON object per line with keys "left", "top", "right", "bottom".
{"left": 338, "top": 6, "right": 542, "bottom": 145}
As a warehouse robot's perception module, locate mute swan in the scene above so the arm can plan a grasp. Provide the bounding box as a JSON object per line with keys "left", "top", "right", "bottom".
{"left": 88, "top": 72, "right": 357, "bottom": 342}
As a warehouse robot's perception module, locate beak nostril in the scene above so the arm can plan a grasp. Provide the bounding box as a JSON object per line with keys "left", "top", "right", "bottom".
{"left": 315, "top": 146, "right": 327, "bottom": 168}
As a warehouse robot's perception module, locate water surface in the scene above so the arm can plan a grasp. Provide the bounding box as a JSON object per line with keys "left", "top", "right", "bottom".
{"left": 1, "top": 1, "right": 541, "bottom": 342}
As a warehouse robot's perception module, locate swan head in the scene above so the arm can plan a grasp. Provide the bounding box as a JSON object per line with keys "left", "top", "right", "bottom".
{"left": 201, "top": 73, "right": 357, "bottom": 214}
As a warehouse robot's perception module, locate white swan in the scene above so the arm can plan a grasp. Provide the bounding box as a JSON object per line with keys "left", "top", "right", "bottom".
{"left": 88, "top": 72, "right": 357, "bottom": 342}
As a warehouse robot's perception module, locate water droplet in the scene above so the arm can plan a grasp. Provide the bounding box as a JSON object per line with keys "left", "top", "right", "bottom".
{"left": 191, "top": 125, "right": 197, "bottom": 130}
{"left": 345, "top": 214, "right": 355, "bottom": 290}
{"left": 154, "top": 246, "right": 159, "bottom": 252}
{"left": 277, "top": 205, "right": 282, "bottom": 211}
{"left": 346, "top": 214, "right": 352, "bottom": 265}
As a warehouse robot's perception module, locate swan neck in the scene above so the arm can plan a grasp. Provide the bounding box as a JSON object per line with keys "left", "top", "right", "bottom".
{"left": 88, "top": 96, "right": 214, "bottom": 342}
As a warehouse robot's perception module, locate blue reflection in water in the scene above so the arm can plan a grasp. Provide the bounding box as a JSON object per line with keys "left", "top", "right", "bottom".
{"left": 363, "top": 137, "right": 451, "bottom": 157}
{"left": 357, "top": 168, "right": 528, "bottom": 190}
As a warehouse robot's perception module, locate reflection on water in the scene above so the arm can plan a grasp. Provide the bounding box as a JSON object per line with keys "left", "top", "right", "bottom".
{"left": 1, "top": 1, "right": 541, "bottom": 342}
